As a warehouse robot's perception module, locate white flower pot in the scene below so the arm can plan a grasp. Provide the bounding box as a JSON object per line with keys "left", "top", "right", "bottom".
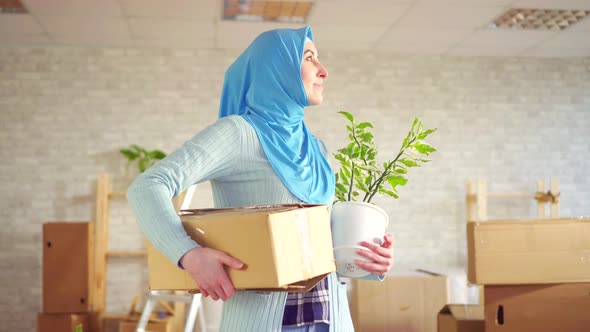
{"left": 331, "top": 201, "right": 389, "bottom": 278}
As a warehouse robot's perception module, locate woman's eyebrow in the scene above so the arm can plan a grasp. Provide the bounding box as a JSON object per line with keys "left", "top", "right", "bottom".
{"left": 304, "top": 49, "right": 315, "bottom": 56}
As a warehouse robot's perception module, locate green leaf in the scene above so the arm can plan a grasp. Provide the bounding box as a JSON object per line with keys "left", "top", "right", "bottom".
{"left": 358, "top": 132, "right": 374, "bottom": 142}
{"left": 395, "top": 166, "right": 408, "bottom": 174}
{"left": 387, "top": 175, "right": 408, "bottom": 188}
{"left": 411, "top": 118, "right": 419, "bottom": 133}
{"left": 148, "top": 149, "right": 167, "bottom": 159}
{"left": 356, "top": 122, "right": 373, "bottom": 130}
{"left": 131, "top": 144, "right": 145, "bottom": 154}
{"left": 138, "top": 158, "right": 150, "bottom": 173}
{"left": 379, "top": 188, "right": 399, "bottom": 199}
{"left": 336, "top": 183, "right": 348, "bottom": 193}
{"left": 413, "top": 142, "right": 437, "bottom": 156}
{"left": 339, "top": 111, "right": 354, "bottom": 124}
{"left": 399, "top": 158, "right": 420, "bottom": 167}
{"left": 355, "top": 181, "right": 369, "bottom": 193}
{"left": 417, "top": 128, "right": 437, "bottom": 140}
{"left": 120, "top": 149, "right": 139, "bottom": 160}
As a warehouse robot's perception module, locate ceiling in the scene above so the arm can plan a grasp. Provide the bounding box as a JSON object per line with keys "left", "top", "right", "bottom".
{"left": 0, "top": 0, "right": 589, "bottom": 57}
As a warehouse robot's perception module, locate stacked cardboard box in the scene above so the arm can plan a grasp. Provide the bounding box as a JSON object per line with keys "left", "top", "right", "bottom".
{"left": 437, "top": 304, "right": 484, "bottom": 332}
{"left": 467, "top": 217, "right": 590, "bottom": 331}
{"left": 349, "top": 270, "right": 449, "bottom": 332}
{"left": 39, "top": 222, "right": 98, "bottom": 332}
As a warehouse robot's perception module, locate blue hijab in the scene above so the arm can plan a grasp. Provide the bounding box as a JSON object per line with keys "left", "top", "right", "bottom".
{"left": 218, "top": 26, "right": 335, "bottom": 204}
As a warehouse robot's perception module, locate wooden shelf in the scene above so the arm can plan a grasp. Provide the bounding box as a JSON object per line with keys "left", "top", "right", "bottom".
{"left": 109, "top": 191, "right": 126, "bottom": 197}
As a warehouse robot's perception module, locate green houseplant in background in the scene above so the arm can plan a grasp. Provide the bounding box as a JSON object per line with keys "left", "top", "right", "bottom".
{"left": 331, "top": 111, "right": 437, "bottom": 277}
{"left": 119, "top": 144, "right": 193, "bottom": 211}
{"left": 120, "top": 144, "right": 167, "bottom": 173}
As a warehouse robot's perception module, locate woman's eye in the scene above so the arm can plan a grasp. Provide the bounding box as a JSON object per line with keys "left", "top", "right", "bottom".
{"left": 306, "top": 56, "right": 313, "bottom": 61}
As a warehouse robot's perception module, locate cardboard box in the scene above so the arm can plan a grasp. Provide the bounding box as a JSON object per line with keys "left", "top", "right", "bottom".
{"left": 147, "top": 204, "right": 336, "bottom": 292}
{"left": 485, "top": 283, "right": 590, "bottom": 332}
{"left": 43, "top": 222, "right": 94, "bottom": 313}
{"left": 349, "top": 271, "right": 449, "bottom": 332}
{"left": 37, "top": 313, "right": 89, "bottom": 332}
{"left": 437, "top": 305, "right": 484, "bottom": 332}
{"left": 118, "top": 314, "right": 173, "bottom": 332}
{"left": 467, "top": 217, "right": 590, "bottom": 285}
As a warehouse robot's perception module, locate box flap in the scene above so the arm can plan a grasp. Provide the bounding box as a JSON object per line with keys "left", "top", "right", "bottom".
{"left": 245, "top": 273, "right": 330, "bottom": 293}
{"left": 179, "top": 203, "right": 324, "bottom": 217}
{"left": 448, "top": 305, "right": 484, "bottom": 320}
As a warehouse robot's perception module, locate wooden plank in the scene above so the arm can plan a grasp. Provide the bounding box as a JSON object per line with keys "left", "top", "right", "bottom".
{"left": 477, "top": 178, "right": 487, "bottom": 221}
{"left": 466, "top": 180, "right": 476, "bottom": 222}
{"left": 109, "top": 191, "right": 126, "bottom": 197}
{"left": 550, "top": 177, "right": 560, "bottom": 218}
{"left": 94, "top": 173, "right": 111, "bottom": 331}
{"left": 537, "top": 179, "right": 545, "bottom": 218}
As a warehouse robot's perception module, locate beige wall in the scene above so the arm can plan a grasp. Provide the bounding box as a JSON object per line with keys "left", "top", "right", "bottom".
{"left": 1, "top": 45, "right": 589, "bottom": 331}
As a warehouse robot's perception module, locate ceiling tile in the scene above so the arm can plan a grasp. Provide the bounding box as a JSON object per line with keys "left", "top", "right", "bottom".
{"left": 216, "top": 21, "right": 303, "bottom": 49}
{"left": 38, "top": 16, "right": 131, "bottom": 43}
{"left": 522, "top": 46, "right": 590, "bottom": 57}
{"left": 395, "top": 4, "right": 507, "bottom": 29}
{"left": 314, "top": 40, "right": 375, "bottom": 52}
{"left": 131, "top": 37, "right": 215, "bottom": 50}
{"left": 128, "top": 18, "right": 215, "bottom": 41}
{"left": 120, "top": 0, "right": 218, "bottom": 20}
{"left": 537, "top": 30, "right": 590, "bottom": 48}
{"left": 446, "top": 45, "right": 524, "bottom": 56}
{"left": 22, "top": 0, "right": 123, "bottom": 17}
{"left": 310, "top": 24, "right": 390, "bottom": 43}
{"left": 0, "top": 33, "right": 51, "bottom": 45}
{"left": 454, "top": 29, "right": 556, "bottom": 47}
{"left": 0, "top": 14, "right": 45, "bottom": 35}
{"left": 378, "top": 28, "right": 471, "bottom": 49}
{"left": 308, "top": 1, "right": 411, "bottom": 25}
{"left": 511, "top": 0, "right": 590, "bottom": 10}
{"left": 418, "top": 0, "right": 516, "bottom": 4}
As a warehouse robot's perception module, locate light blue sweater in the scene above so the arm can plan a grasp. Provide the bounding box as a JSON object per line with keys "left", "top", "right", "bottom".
{"left": 127, "top": 115, "right": 355, "bottom": 331}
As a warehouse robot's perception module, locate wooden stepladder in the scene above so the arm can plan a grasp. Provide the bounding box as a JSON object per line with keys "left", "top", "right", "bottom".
{"left": 465, "top": 177, "right": 560, "bottom": 221}
{"left": 93, "top": 173, "right": 196, "bottom": 331}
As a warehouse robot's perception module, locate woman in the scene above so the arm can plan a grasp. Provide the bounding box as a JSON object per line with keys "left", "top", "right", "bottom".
{"left": 127, "top": 26, "right": 394, "bottom": 332}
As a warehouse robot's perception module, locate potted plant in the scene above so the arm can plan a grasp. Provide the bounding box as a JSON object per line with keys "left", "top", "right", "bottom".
{"left": 331, "top": 111, "right": 437, "bottom": 277}
{"left": 120, "top": 144, "right": 167, "bottom": 174}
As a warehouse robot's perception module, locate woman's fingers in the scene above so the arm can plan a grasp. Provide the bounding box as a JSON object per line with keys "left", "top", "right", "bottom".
{"left": 359, "top": 241, "right": 393, "bottom": 258}
{"left": 355, "top": 259, "right": 388, "bottom": 276}
{"left": 355, "top": 233, "right": 395, "bottom": 276}
{"left": 356, "top": 247, "right": 387, "bottom": 265}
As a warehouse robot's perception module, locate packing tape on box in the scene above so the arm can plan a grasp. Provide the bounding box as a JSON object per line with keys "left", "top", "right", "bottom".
{"left": 294, "top": 211, "right": 313, "bottom": 277}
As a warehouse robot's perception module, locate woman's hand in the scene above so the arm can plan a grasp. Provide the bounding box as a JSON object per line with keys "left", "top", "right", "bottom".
{"left": 355, "top": 233, "right": 394, "bottom": 277}
{"left": 180, "top": 247, "right": 244, "bottom": 301}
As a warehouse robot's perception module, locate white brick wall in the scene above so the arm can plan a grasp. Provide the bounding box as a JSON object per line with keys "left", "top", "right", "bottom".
{"left": 1, "top": 46, "right": 588, "bottom": 332}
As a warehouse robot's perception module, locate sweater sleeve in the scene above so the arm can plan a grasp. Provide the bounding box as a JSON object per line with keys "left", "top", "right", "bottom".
{"left": 126, "top": 117, "right": 242, "bottom": 267}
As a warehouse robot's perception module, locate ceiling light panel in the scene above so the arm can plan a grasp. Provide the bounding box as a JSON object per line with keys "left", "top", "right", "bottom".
{"left": 223, "top": 0, "right": 313, "bottom": 23}
{"left": 489, "top": 8, "right": 590, "bottom": 31}
{"left": 0, "top": 0, "right": 27, "bottom": 13}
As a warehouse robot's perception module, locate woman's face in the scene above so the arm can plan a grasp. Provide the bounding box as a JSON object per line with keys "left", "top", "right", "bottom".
{"left": 301, "top": 40, "right": 328, "bottom": 106}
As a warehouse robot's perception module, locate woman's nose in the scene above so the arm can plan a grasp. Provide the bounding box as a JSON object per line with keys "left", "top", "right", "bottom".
{"left": 318, "top": 63, "right": 328, "bottom": 79}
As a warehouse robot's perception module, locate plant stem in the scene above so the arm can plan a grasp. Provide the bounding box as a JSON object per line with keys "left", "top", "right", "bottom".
{"left": 351, "top": 123, "right": 374, "bottom": 199}
{"left": 365, "top": 136, "right": 417, "bottom": 203}
{"left": 348, "top": 161, "right": 355, "bottom": 201}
